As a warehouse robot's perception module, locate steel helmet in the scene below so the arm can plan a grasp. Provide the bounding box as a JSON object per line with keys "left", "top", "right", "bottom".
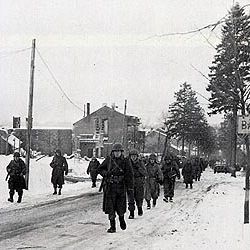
{"left": 112, "top": 143, "right": 124, "bottom": 152}
{"left": 13, "top": 152, "right": 20, "bottom": 157}
{"left": 149, "top": 153, "right": 157, "bottom": 160}
{"left": 129, "top": 149, "right": 139, "bottom": 156}
{"left": 55, "top": 149, "right": 61, "bottom": 155}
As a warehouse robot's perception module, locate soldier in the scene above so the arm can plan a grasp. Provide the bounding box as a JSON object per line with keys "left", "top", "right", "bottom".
{"left": 6, "top": 152, "right": 26, "bottom": 203}
{"left": 50, "top": 149, "right": 68, "bottom": 195}
{"left": 97, "top": 143, "right": 134, "bottom": 233}
{"left": 127, "top": 149, "right": 147, "bottom": 219}
{"left": 161, "top": 154, "right": 180, "bottom": 203}
{"left": 182, "top": 158, "right": 193, "bottom": 189}
{"left": 193, "top": 158, "right": 203, "bottom": 181}
{"left": 145, "top": 153, "right": 163, "bottom": 209}
{"left": 87, "top": 157, "right": 100, "bottom": 187}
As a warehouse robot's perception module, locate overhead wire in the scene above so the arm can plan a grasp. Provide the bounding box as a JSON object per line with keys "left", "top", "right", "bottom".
{"left": 0, "top": 47, "right": 31, "bottom": 59}
{"left": 35, "top": 47, "right": 83, "bottom": 112}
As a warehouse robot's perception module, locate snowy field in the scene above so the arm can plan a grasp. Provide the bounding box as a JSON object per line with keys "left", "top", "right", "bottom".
{"left": 0, "top": 155, "right": 101, "bottom": 210}
{"left": 0, "top": 155, "right": 250, "bottom": 249}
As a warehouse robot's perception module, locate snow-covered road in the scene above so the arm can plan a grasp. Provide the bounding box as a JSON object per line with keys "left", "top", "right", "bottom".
{"left": 0, "top": 168, "right": 249, "bottom": 250}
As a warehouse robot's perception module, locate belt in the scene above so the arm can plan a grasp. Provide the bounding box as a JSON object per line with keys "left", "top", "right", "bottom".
{"left": 109, "top": 175, "right": 124, "bottom": 184}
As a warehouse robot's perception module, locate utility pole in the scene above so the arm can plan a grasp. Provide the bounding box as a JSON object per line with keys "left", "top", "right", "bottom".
{"left": 122, "top": 99, "right": 127, "bottom": 150}
{"left": 25, "top": 39, "right": 36, "bottom": 190}
{"left": 231, "top": 105, "right": 237, "bottom": 177}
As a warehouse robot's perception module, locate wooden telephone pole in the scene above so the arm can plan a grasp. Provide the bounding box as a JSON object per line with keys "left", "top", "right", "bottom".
{"left": 25, "top": 39, "right": 36, "bottom": 190}
{"left": 122, "top": 99, "right": 127, "bottom": 151}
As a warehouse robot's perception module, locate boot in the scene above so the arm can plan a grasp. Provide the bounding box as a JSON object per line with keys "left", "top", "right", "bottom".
{"left": 190, "top": 184, "right": 193, "bottom": 189}
{"left": 169, "top": 197, "right": 173, "bottom": 202}
{"left": 92, "top": 182, "right": 96, "bottom": 188}
{"left": 17, "top": 191, "right": 23, "bottom": 203}
{"left": 153, "top": 199, "right": 157, "bottom": 207}
{"left": 163, "top": 197, "right": 168, "bottom": 203}
{"left": 119, "top": 216, "right": 127, "bottom": 230}
{"left": 138, "top": 207, "right": 143, "bottom": 216}
{"left": 185, "top": 183, "right": 188, "bottom": 189}
{"left": 58, "top": 188, "right": 62, "bottom": 195}
{"left": 53, "top": 187, "right": 57, "bottom": 195}
{"left": 17, "top": 195, "right": 22, "bottom": 203}
{"left": 128, "top": 210, "right": 134, "bottom": 219}
{"left": 107, "top": 220, "right": 116, "bottom": 233}
{"left": 8, "top": 193, "right": 14, "bottom": 203}
{"left": 147, "top": 200, "right": 151, "bottom": 209}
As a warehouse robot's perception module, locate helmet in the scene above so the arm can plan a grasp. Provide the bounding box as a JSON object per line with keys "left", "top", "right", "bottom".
{"left": 149, "top": 153, "right": 156, "bottom": 160}
{"left": 112, "top": 143, "right": 124, "bottom": 152}
{"left": 164, "top": 153, "right": 173, "bottom": 161}
{"left": 13, "top": 152, "right": 20, "bottom": 157}
{"left": 129, "top": 149, "right": 139, "bottom": 156}
{"left": 55, "top": 149, "right": 61, "bottom": 155}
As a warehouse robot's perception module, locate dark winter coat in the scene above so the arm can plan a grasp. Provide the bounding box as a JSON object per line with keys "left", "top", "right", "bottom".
{"left": 87, "top": 159, "right": 100, "bottom": 180}
{"left": 50, "top": 155, "right": 68, "bottom": 187}
{"left": 130, "top": 159, "right": 146, "bottom": 208}
{"left": 161, "top": 161, "right": 180, "bottom": 180}
{"left": 145, "top": 162, "right": 163, "bottom": 201}
{"left": 193, "top": 161, "right": 202, "bottom": 179}
{"left": 161, "top": 161, "right": 180, "bottom": 198}
{"left": 182, "top": 162, "right": 193, "bottom": 184}
{"left": 6, "top": 158, "right": 26, "bottom": 190}
{"left": 97, "top": 155, "right": 134, "bottom": 216}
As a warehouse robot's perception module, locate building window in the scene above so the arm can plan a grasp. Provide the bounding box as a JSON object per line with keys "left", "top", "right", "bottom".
{"left": 95, "top": 118, "right": 100, "bottom": 134}
{"left": 101, "top": 119, "right": 108, "bottom": 136}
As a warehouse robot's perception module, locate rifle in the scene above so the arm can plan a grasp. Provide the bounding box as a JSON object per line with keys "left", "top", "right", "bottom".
{"left": 99, "top": 156, "right": 120, "bottom": 192}
{"left": 99, "top": 178, "right": 105, "bottom": 192}
{"left": 5, "top": 173, "right": 9, "bottom": 181}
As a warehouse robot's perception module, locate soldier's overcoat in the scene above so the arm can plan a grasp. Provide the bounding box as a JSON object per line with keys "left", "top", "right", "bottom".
{"left": 145, "top": 162, "right": 163, "bottom": 201}
{"left": 50, "top": 155, "right": 68, "bottom": 187}
{"left": 97, "top": 155, "right": 134, "bottom": 215}
{"left": 6, "top": 158, "right": 26, "bottom": 191}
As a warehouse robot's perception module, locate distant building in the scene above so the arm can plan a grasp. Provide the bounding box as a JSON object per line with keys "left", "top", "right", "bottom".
{"left": 13, "top": 128, "right": 72, "bottom": 156}
{"left": 144, "top": 128, "right": 180, "bottom": 155}
{"left": 73, "top": 105, "right": 144, "bottom": 158}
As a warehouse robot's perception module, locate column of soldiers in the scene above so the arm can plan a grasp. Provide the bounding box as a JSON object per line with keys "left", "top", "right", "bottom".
{"left": 5, "top": 142, "right": 206, "bottom": 235}
{"left": 96, "top": 143, "right": 207, "bottom": 233}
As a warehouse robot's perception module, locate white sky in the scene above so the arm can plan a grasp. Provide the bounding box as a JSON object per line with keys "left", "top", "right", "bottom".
{"left": 1, "top": 0, "right": 249, "bottom": 128}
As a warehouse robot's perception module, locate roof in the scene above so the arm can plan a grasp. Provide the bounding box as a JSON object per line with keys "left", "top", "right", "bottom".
{"left": 73, "top": 105, "right": 139, "bottom": 126}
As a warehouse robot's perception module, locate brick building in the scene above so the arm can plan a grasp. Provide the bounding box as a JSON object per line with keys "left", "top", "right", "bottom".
{"left": 73, "top": 105, "right": 144, "bottom": 158}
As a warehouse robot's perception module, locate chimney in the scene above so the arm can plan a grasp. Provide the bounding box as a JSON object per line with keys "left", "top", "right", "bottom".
{"left": 87, "top": 103, "right": 90, "bottom": 116}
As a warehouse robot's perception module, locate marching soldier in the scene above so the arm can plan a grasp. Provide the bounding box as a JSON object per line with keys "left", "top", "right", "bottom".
{"left": 127, "top": 149, "right": 147, "bottom": 218}
{"left": 182, "top": 158, "right": 194, "bottom": 189}
{"left": 145, "top": 153, "right": 163, "bottom": 209}
{"left": 161, "top": 154, "right": 180, "bottom": 203}
{"left": 193, "top": 157, "right": 203, "bottom": 181}
{"left": 6, "top": 152, "right": 26, "bottom": 203}
{"left": 97, "top": 143, "right": 134, "bottom": 233}
{"left": 50, "top": 149, "right": 68, "bottom": 195}
{"left": 87, "top": 157, "right": 100, "bottom": 187}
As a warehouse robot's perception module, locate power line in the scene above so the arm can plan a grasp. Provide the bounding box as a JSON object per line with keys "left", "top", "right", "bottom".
{"left": 0, "top": 47, "right": 31, "bottom": 59}
{"left": 36, "top": 48, "right": 83, "bottom": 112}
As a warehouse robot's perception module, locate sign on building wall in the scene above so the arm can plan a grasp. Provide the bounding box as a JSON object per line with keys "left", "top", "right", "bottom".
{"left": 238, "top": 115, "right": 250, "bottom": 134}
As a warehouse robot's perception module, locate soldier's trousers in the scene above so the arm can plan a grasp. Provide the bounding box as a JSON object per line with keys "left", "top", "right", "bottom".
{"left": 163, "top": 178, "right": 175, "bottom": 198}
{"left": 9, "top": 189, "right": 23, "bottom": 197}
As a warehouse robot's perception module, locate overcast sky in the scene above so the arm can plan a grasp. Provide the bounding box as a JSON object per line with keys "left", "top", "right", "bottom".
{"left": 1, "top": 0, "right": 250, "bottom": 128}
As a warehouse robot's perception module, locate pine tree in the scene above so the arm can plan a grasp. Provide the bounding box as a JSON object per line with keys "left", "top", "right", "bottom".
{"left": 166, "top": 82, "right": 209, "bottom": 155}
{"left": 207, "top": 3, "right": 250, "bottom": 115}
